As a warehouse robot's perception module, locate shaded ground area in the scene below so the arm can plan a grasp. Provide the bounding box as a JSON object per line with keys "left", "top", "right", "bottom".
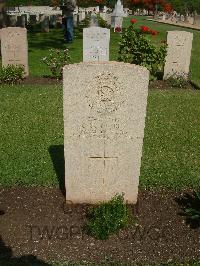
{"left": 19, "top": 77, "right": 199, "bottom": 90}
{"left": 21, "top": 76, "right": 62, "bottom": 85}
{"left": 0, "top": 187, "right": 199, "bottom": 264}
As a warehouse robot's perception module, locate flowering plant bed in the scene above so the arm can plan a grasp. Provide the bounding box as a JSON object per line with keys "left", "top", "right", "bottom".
{"left": 118, "top": 18, "right": 167, "bottom": 80}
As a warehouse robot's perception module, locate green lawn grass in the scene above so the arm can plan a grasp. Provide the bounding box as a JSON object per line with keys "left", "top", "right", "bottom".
{"left": 0, "top": 85, "right": 200, "bottom": 189}
{"left": 27, "top": 16, "right": 200, "bottom": 87}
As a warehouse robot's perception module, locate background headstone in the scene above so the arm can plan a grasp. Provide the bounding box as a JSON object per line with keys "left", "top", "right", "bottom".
{"left": 90, "top": 13, "right": 99, "bottom": 27}
{"left": 29, "top": 14, "right": 37, "bottom": 24}
{"left": 41, "top": 15, "right": 49, "bottom": 33}
{"left": 16, "top": 15, "right": 26, "bottom": 27}
{"left": 188, "top": 16, "right": 194, "bottom": 25}
{"left": 8, "top": 15, "right": 17, "bottom": 26}
{"left": 164, "top": 31, "right": 193, "bottom": 79}
{"left": 83, "top": 26, "right": 110, "bottom": 62}
{"left": 63, "top": 62, "right": 149, "bottom": 204}
{"left": 105, "top": 13, "right": 111, "bottom": 26}
{"left": 111, "top": 0, "right": 125, "bottom": 28}
{"left": 73, "top": 14, "right": 78, "bottom": 27}
{"left": 50, "top": 15, "right": 56, "bottom": 28}
{"left": 113, "top": 16, "right": 123, "bottom": 31}
{"left": 1, "top": 27, "right": 29, "bottom": 76}
{"left": 194, "top": 14, "right": 200, "bottom": 26}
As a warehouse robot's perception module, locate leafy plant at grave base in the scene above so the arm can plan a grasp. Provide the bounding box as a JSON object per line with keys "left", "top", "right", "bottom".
{"left": 0, "top": 65, "right": 25, "bottom": 84}
{"left": 118, "top": 21, "right": 167, "bottom": 80}
{"left": 96, "top": 14, "right": 110, "bottom": 29}
{"left": 185, "top": 191, "right": 200, "bottom": 221}
{"left": 86, "top": 194, "right": 132, "bottom": 240}
{"left": 41, "top": 48, "right": 71, "bottom": 79}
{"left": 165, "top": 73, "right": 190, "bottom": 88}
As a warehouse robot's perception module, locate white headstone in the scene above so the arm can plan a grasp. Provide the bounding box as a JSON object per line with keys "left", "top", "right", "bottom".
{"left": 105, "top": 13, "right": 111, "bottom": 25}
{"left": 194, "top": 15, "right": 200, "bottom": 26}
{"left": 73, "top": 14, "right": 78, "bottom": 27}
{"left": 112, "top": 0, "right": 125, "bottom": 17}
{"left": 63, "top": 62, "right": 149, "bottom": 204}
{"left": 41, "top": 15, "right": 49, "bottom": 33}
{"left": 1, "top": 27, "right": 29, "bottom": 76}
{"left": 83, "top": 26, "right": 110, "bottom": 62}
{"left": 100, "top": 12, "right": 106, "bottom": 20}
{"left": 81, "top": 11, "right": 86, "bottom": 20}
{"left": 113, "top": 16, "right": 123, "bottom": 31}
{"left": 164, "top": 31, "right": 193, "bottom": 79}
{"left": 111, "top": 0, "right": 125, "bottom": 29}
{"left": 162, "top": 14, "right": 166, "bottom": 21}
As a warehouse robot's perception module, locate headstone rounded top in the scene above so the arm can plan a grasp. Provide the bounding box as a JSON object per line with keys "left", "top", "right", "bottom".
{"left": 1, "top": 27, "right": 27, "bottom": 33}
{"left": 63, "top": 61, "right": 149, "bottom": 75}
{"left": 167, "top": 30, "right": 193, "bottom": 35}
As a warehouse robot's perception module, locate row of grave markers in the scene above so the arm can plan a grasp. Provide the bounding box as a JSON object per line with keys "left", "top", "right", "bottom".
{"left": 0, "top": 26, "right": 194, "bottom": 203}
{"left": 0, "top": 26, "right": 193, "bottom": 79}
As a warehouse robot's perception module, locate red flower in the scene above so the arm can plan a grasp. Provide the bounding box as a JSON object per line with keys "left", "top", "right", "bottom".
{"left": 140, "top": 26, "right": 150, "bottom": 33}
{"left": 130, "top": 18, "right": 137, "bottom": 24}
{"left": 150, "top": 29, "right": 158, "bottom": 36}
{"left": 115, "top": 26, "right": 121, "bottom": 33}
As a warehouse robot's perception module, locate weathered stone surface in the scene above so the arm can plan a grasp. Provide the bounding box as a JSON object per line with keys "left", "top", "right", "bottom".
{"left": 105, "top": 13, "right": 111, "bottom": 25}
{"left": 83, "top": 26, "right": 110, "bottom": 62}
{"left": 63, "top": 62, "right": 149, "bottom": 204}
{"left": 1, "top": 27, "right": 29, "bottom": 76}
{"left": 113, "top": 16, "right": 123, "bottom": 31}
{"left": 164, "top": 31, "right": 193, "bottom": 79}
{"left": 194, "top": 15, "right": 200, "bottom": 26}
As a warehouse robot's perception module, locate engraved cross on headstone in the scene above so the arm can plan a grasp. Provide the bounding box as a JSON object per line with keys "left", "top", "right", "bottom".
{"left": 89, "top": 127, "right": 118, "bottom": 184}
{"left": 89, "top": 150, "right": 118, "bottom": 168}
{"left": 89, "top": 149, "right": 118, "bottom": 184}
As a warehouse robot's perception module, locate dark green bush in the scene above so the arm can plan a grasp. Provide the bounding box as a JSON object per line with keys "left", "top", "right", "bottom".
{"left": 97, "top": 14, "right": 110, "bottom": 29}
{"left": 0, "top": 64, "right": 25, "bottom": 84}
{"left": 118, "top": 24, "right": 167, "bottom": 80}
{"left": 77, "top": 15, "right": 91, "bottom": 32}
{"left": 86, "top": 194, "right": 131, "bottom": 240}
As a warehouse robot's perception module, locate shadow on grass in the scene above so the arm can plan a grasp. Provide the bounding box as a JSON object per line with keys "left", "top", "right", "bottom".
{"left": 49, "top": 145, "right": 65, "bottom": 195}
{"left": 28, "top": 28, "right": 83, "bottom": 51}
{"left": 175, "top": 192, "right": 200, "bottom": 229}
{"left": 0, "top": 211, "right": 49, "bottom": 265}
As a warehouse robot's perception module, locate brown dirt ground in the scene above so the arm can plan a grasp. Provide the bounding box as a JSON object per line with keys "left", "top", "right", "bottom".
{"left": 20, "top": 76, "right": 62, "bottom": 85}
{"left": 0, "top": 187, "right": 200, "bottom": 264}
{"left": 19, "top": 77, "right": 198, "bottom": 91}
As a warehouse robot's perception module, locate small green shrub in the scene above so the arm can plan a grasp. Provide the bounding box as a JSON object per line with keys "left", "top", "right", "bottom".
{"left": 97, "top": 14, "right": 110, "bottom": 28}
{"left": 41, "top": 48, "right": 71, "bottom": 79}
{"left": 166, "top": 74, "right": 189, "bottom": 88}
{"left": 185, "top": 191, "right": 200, "bottom": 221}
{"left": 86, "top": 194, "right": 131, "bottom": 240}
{"left": 77, "top": 15, "right": 91, "bottom": 32}
{"left": 0, "top": 64, "right": 25, "bottom": 84}
{"left": 118, "top": 24, "right": 167, "bottom": 79}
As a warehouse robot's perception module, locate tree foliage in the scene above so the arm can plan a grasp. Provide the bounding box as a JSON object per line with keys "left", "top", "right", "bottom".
{"left": 127, "top": 0, "right": 200, "bottom": 13}
{"left": 5, "top": 0, "right": 200, "bottom": 13}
